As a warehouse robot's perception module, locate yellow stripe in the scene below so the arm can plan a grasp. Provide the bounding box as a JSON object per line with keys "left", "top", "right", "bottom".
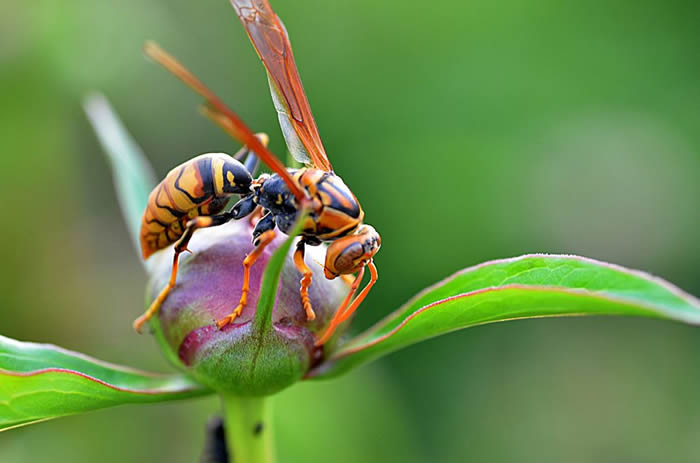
{"left": 213, "top": 158, "right": 225, "bottom": 195}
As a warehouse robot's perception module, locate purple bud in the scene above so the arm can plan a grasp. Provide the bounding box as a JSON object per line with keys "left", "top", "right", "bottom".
{"left": 146, "top": 219, "right": 349, "bottom": 396}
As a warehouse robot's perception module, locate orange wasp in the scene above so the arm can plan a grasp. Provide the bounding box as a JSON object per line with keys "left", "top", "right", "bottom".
{"left": 134, "top": 0, "right": 380, "bottom": 346}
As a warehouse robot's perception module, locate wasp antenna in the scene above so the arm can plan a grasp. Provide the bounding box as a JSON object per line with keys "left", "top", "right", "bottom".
{"left": 143, "top": 41, "right": 307, "bottom": 202}
{"left": 144, "top": 42, "right": 211, "bottom": 101}
{"left": 199, "top": 105, "right": 244, "bottom": 141}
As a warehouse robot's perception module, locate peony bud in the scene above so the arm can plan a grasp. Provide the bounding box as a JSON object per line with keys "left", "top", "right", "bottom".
{"left": 145, "top": 219, "right": 349, "bottom": 396}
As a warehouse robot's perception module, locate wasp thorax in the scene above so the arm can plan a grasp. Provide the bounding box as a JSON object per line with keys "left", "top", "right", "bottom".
{"left": 146, "top": 220, "right": 349, "bottom": 396}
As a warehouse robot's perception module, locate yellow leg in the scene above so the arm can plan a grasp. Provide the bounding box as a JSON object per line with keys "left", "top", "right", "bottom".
{"left": 133, "top": 216, "right": 220, "bottom": 333}
{"left": 313, "top": 267, "right": 363, "bottom": 346}
{"left": 324, "top": 265, "right": 365, "bottom": 333}
{"left": 216, "top": 230, "right": 277, "bottom": 329}
{"left": 293, "top": 242, "right": 316, "bottom": 321}
{"left": 337, "top": 261, "right": 378, "bottom": 324}
{"left": 133, "top": 252, "right": 181, "bottom": 333}
{"left": 315, "top": 261, "right": 378, "bottom": 346}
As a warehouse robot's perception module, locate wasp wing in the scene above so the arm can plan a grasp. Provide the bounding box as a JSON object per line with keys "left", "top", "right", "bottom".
{"left": 231, "top": 0, "right": 333, "bottom": 172}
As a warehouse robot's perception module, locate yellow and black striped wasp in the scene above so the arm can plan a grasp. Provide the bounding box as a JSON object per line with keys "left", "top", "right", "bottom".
{"left": 134, "top": 0, "right": 380, "bottom": 346}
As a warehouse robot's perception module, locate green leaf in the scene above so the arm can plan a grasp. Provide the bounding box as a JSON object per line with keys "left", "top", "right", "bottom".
{"left": 0, "top": 335, "right": 210, "bottom": 431}
{"left": 83, "top": 93, "right": 156, "bottom": 271}
{"left": 310, "top": 254, "right": 700, "bottom": 379}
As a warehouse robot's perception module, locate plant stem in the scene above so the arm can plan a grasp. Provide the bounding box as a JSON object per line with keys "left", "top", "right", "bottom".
{"left": 221, "top": 394, "right": 275, "bottom": 463}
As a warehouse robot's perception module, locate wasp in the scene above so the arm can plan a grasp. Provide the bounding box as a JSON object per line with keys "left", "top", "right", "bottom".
{"left": 134, "top": 0, "right": 380, "bottom": 346}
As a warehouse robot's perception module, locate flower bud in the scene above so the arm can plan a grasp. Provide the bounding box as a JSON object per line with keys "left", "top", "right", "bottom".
{"left": 146, "top": 220, "right": 349, "bottom": 396}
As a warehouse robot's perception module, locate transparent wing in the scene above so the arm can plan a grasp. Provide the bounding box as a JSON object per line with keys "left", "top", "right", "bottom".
{"left": 231, "top": 0, "right": 333, "bottom": 172}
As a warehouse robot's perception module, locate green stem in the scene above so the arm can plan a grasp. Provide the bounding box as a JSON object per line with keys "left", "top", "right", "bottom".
{"left": 221, "top": 394, "right": 275, "bottom": 463}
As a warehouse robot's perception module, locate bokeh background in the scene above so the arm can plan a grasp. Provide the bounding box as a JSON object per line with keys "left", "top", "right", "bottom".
{"left": 1, "top": 0, "right": 699, "bottom": 461}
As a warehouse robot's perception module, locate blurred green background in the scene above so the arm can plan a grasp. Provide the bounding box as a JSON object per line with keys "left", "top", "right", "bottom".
{"left": 1, "top": 0, "right": 699, "bottom": 461}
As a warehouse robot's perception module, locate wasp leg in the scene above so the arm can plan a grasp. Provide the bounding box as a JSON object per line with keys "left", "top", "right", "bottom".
{"left": 313, "top": 267, "right": 364, "bottom": 346}
{"left": 215, "top": 212, "right": 276, "bottom": 329}
{"left": 216, "top": 227, "right": 277, "bottom": 329}
{"left": 243, "top": 152, "right": 259, "bottom": 176}
{"left": 340, "top": 274, "right": 356, "bottom": 287}
{"left": 336, "top": 261, "right": 378, "bottom": 325}
{"left": 252, "top": 211, "right": 275, "bottom": 244}
{"left": 133, "top": 215, "right": 231, "bottom": 333}
{"left": 314, "top": 266, "right": 365, "bottom": 343}
{"left": 232, "top": 131, "right": 268, "bottom": 172}
{"left": 293, "top": 240, "right": 316, "bottom": 321}
{"left": 315, "top": 261, "right": 378, "bottom": 346}
{"left": 230, "top": 194, "right": 258, "bottom": 220}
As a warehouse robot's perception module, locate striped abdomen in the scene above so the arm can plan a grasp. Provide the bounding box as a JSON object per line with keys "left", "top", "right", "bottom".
{"left": 139, "top": 153, "right": 253, "bottom": 258}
